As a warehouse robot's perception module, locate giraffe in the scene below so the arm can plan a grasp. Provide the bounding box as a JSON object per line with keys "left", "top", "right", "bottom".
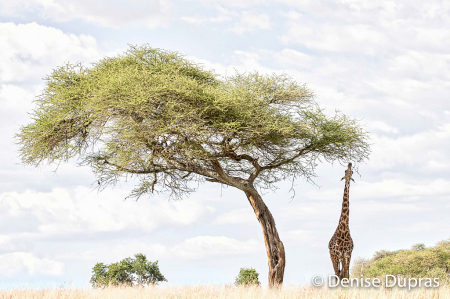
{"left": 328, "top": 162, "right": 354, "bottom": 281}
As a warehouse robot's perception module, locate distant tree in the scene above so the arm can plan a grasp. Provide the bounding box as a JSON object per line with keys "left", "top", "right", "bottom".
{"left": 235, "top": 267, "right": 260, "bottom": 286}
{"left": 132, "top": 253, "right": 166, "bottom": 285}
{"left": 90, "top": 263, "right": 109, "bottom": 288}
{"left": 437, "top": 238, "right": 450, "bottom": 251}
{"left": 90, "top": 253, "right": 166, "bottom": 287}
{"left": 350, "top": 257, "right": 370, "bottom": 276}
{"left": 350, "top": 239, "right": 450, "bottom": 285}
{"left": 16, "top": 44, "right": 370, "bottom": 287}
{"left": 372, "top": 249, "right": 397, "bottom": 262}
{"left": 411, "top": 243, "right": 426, "bottom": 251}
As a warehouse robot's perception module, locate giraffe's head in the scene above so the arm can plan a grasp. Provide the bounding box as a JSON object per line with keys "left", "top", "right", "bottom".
{"left": 341, "top": 163, "right": 355, "bottom": 182}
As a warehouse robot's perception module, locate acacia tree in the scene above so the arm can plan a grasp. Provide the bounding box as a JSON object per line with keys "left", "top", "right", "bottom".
{"left": 17, "top": 45, "right": 370, "bottom": 287}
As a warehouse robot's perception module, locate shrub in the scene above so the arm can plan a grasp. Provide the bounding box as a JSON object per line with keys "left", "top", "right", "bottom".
{"left": 350, "top": 238, "right": 450, "bottom": 285}
{"left": 235, "top": 268, "right": 260, "bottom": 286}
{"left": 90, "top": 253, "right": 167, "bottom": 287}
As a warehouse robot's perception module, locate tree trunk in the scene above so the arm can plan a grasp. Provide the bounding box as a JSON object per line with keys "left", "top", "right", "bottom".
{"left": 245, "top": 188, "right": 285, "bottom": 287}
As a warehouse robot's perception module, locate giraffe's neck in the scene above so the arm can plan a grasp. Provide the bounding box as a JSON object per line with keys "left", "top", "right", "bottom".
{"left": 338, "top": 179, "right": 351, "bottom": 228}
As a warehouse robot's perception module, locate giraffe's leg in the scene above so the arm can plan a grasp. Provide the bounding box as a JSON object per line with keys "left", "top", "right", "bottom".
{"left": 346, "top": 255, "right": 352, "bottom": 279}
{"left": 342, "top": 259, "right": 347, "bottom": 280}
{"left": 340, "top": 258, "right": 345, "bottom": 280}
{"left": 342, "top": 255, "right": 351, "bottom": 279}
{"left": 329, "top": 251, "right": 339, "bottom": 282}
{"left": 338, "top": 261, "right": 342, "bottom": 280}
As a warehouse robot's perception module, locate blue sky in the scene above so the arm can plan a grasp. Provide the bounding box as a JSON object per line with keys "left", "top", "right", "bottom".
{"left": 1, "top": 0, "right": 450, "bottom": 288}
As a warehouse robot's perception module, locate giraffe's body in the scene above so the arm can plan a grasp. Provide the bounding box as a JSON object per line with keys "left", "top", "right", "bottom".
{"left": 328, "top": 163, "right": 354, "bottom": 280}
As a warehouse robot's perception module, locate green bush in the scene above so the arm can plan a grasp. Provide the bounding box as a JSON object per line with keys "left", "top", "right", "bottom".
{"left": 351, "top": 238, "right": 450, "bottom": 285}
{"left": 90, "top": 253, "right": 167, "bottom": 287}
{"left": 235, "top": 267, "right": 260, "bottom": 286}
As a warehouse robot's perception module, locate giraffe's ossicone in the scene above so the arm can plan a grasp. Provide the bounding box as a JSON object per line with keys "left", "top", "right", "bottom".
{"left": 328, "top": 163, "right": 354, "bottom": 280}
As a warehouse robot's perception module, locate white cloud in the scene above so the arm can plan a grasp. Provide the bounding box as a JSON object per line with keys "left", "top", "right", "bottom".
{"left": 353, "top": 201, "right": 423, "bottom": 216}
{"left": 180, "top": 6, "right": 233, "bottom": 25}
{"left": 231, "top": 11, "right": 271, "bottom": 34}
{"left": 365, "top": 120, "right": 399, "bottom": 134}
{"left": 56, "top": 236, "right": 260, "bottom": 262}
{"left": 0, "top": 0, "right": 171, "bottom": 28}
{"left": 0, "top": 187, "right": 214, "bottom": 238}
{"left": 181, "top": 9, "right": 271, "bottom": 35}
{"left": 307, "top": 179, "right": 450, "bottom": 201}
{"left": 394, "top": 222, "right": 441, "bottom": 233}
{"left": 187, "top": 56, "right": 229, "bottom": 77}
{"left": 280, "top": 202, "right": 336, "bottom": 220}
{"left": 180, "top": 15, "right": 231, "bottom": 24}
{"left": 193, "top": 0, "right": 266, "bottom": 8}
{"left": 282, "top": 19, "right": 388, "bottom": 55}
{"left": 172, "top": 236, "right": 260, "bottom": 259}
{"left": 0, "top": 252, "right": 64, "bottom": 276}
{"left": 188, "top": 50, "right": 274, "bottom": 77}
{"left": 280, "top": 0, "right": 450, "bottom": 56}
{"left": 213, "top": 208, "right": 254, "bottom": 225}
{"left": 228, "top": 50, "right": 273, "bottom": 73}
{"left": 0, "top": 22, "right": 101, "bottom": 84}
{"left": 386, "top": 51, "right": 450, "bottom": 84}
{"left": 0, "top": 235, "right": 14, "bottom": 251}
{"left": 283, "top": 229, "right": 321, "bottom": 247}
{"left": 369, "top": 125, "right": 450, "bottom": 171}
{"left": 0, "top": 84, "right": 40, "bottom": 114}
{"left": 279, "top": 0, "right": 331, "bottom": 13}
{"left": 56, "top": 243, "right": 169, "bottom": 262}
{"left": 273, "top": 49, "right": 315, "bottom": 70}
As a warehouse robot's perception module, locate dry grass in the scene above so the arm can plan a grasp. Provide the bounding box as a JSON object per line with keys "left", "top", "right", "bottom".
{"left": 0, "top": 285, "right": 447, "bottom": 299}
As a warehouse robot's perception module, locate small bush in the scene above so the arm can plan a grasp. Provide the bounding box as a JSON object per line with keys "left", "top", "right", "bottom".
{"left": 235, "top": 267, "right": 260, "bottom": 286}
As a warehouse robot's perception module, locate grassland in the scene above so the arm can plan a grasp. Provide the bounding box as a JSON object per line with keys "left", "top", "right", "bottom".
{"left": 0, "top": 285, "right": 447, "bottom": 299}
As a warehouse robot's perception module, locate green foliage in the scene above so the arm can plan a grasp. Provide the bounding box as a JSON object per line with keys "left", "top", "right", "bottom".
{"left": 351, "top": 238, "right": 450, "bottom": 284}
{"left": 90, "top": 253, "right": 166, "bottom": 287}
{"left": 235, "top": 268, "right": 260, "bottom": 286}
{"left": 437, "top": 238, "right": 450, "bottom": 251}
{"left": 17, "top": 44, "right": 370, "bottom": 200}
{"left": 411, "top": 243, "right": 426, "bottom": 251}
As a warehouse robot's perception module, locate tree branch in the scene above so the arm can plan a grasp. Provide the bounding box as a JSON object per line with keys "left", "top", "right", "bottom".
{"left": 261, "top": 145, "right": 313, "bottom": 171}
{"left": 102, "top": 159, "right": 170, "bottom": 174}
{"left": 214, "top": 151, "right": 256, "bottom": 163}
{"left": 204, "top": 178, "right": 234, "bottom": 187}
{"left": 181, "top": 172, "right": 192, "bottom": 179}
{"left": 210, "top": 159, "right": 227, "bottom": 179}
{"left": 248, "top": 158, "right": 262, "bottom": 183}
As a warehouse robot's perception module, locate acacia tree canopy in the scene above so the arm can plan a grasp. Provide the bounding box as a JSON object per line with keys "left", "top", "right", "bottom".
{"left": 17, "top": 44, "right": 370, "bottom": 287}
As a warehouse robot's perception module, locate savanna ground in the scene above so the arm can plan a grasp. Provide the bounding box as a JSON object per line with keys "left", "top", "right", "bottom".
{"left": 1, "top": 285, "right": 447, "bottom": 299}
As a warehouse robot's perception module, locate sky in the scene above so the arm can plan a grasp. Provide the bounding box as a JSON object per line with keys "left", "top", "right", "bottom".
{"left": 0, "top": 0, "right": 450, "bottom": 289}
